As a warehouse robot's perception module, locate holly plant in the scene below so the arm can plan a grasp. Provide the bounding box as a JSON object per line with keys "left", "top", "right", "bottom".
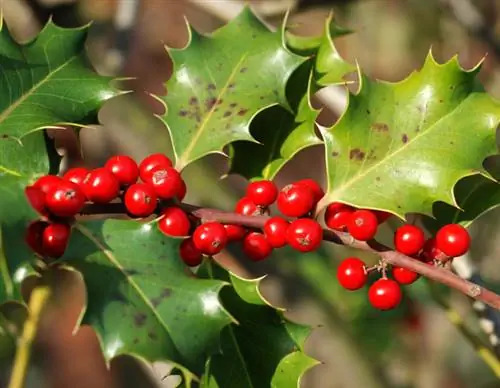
{"left": 2, "top": 7, "right": 500, "bottom": 388}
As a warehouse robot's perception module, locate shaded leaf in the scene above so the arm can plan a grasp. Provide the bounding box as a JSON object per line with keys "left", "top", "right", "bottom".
{"left": 199, "top": 262, "right": 317, "bottom": 388}
{"left": 62, "top": 220, "right": 234, "bottom": 382}
{"left": 318, "top": 53, "right": 500, "bottom": 219}
{"left": 0, "top": 302, "right": 27, "bottom": 362}
{"left": 0, "top": 20, "right": 119, "bottom": 301}
{"left": 157, "top": 7, "right": 305, "bottom": 170}
{"left": 228, "top": 14, "right": 354, "bottom": 181}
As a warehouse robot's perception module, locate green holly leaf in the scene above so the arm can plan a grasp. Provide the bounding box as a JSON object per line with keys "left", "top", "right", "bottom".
{"left": 0, "top": 20, "right": 118, "bottom": 302}
{"left": 157, "top": 7, "right": 305, "bottom": 170}
{"left": 228, "top": 15, "right": 354, "bottom": 181}
{"left": 318, "top": 53, "right": 500, "bottom": 219}
{"left": 199, "top": 262, "right": 318, "bottom": 388}
{"left": 62, "top": 220, "right": 234, "bottom": 383}
{"left": 425, "top": 164, "right": 500, "bottom": 231}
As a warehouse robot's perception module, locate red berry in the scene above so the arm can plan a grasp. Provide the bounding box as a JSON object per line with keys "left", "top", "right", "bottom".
{"left": 246, "top": 180, "right": 278, "bottom": 207}
{"left": 286, "top": 218, "right": 323, "bottom": 252}
{"left": 295, "top": 179, "right": 324, "bottom": 204}
{"left": 347, "top": 210, "right": 378, "bottom": 241}
{"left": 392, "top": 267, "right": 419, "bottom": 285}
{"left": 368, "top": 278, "right": 402, "bottom": 310}
{"left": 180, "top": 238, "right": 203, "bottom": 267}
{"left": 42, "top": 223, "right": 71, "bottom": 258}
{"left": 139, "top": 153, "right": 173, "bottom": 183}
{"left": 374, "top": 210, "right": 391, "bottom": 224}
{"left": 235, "top": 197, "right": 260, "bottom": 216}
{"left": 242, "top": 232, "right": 272, "bottom": 261}
{"left": 176, "top": 179, "right": 187, "bottom": 201}
{"left": 192, "top": 222, "right": 227, "bottom": 255}
{"left": 150, "top": 167, "right": 182, "bottom": 199}
{"left": 45, "top": 180, "right": 86, "bottom": 217}
{"left": 224, "top": 224, "right": 247, "bottom": 241}
{"left": 25, "top": 220, "right": 48, "bottom": 255}
{"left": 337, "top": 257, "right": 367, "bottom": 290}
{"left": 63, "top": 167, "right": 89, "bottom": 187}
{"left": 124, "top": 183, "right": 157, "bottom": 217}
{"left": 158, "top": 207, "right": 191, "bottom": 237}
{"left": 25, "top": 186, "right": 47, "bottom": 215}
{"left": 105, "top": 155, "right": 139, "bottom": 186}
{"left": 263, "top": 217, "right": 289, "bottom": 248}
{"left": 394, "top": 224, "right": 425, "bottom": 256}
{"left": 421, "top": 237, "right": 446, "bottom": 262}
{"left": 83, "top": 168, "right": 120, "bottom": 204}
{"left": 325, "top": 203, "right": 354, "bottom": 231}
{"left": 277, "top": 184, "right": 315, "bottom": 218}
{"left": 33, "top": 175, "right": 62, "bottom": 194}
{"left": 435, "top": 224, "right": 471, "bottom": 257}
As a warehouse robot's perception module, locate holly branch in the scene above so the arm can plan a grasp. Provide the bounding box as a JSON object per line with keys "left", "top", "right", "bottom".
{"left": 79, "top": 201, "right": 500, "bottom": 310}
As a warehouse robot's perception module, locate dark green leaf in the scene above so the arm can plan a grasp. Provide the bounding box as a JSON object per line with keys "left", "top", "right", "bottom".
{"left": 199, "top": 262, "right": 317, "bottom": 388}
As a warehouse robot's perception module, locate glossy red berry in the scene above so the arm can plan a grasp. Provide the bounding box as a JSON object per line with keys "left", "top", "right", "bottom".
{"left": 277, "top": 184, "right": 315, "bottom": 218}
{"left": 224, "top": 224, "right": 247, "bottom": 242}
{"left": 33, "top": 175, "right": 62, "bottom": 194}
{"left": 83, "top": 168, "right": 120, "bottom": 204}
{"left": 25, "top": 186, "right": 47, "bottom": 215}
{"left": 150, "top": 167, "right": 183, "bottom": 199}
{"left": 337, "top": 257, "right": 367, "bottom": 290}
{"left": 435, "top": 224, "right": 471, "bottom": 257}
{"left": 392, "top": 267, "right": 419, "bottom": 285}
{"left": 176, "top": 179, "right": 187, "bottom": 201}
{"left": 235, "top": 197, "right": 260, "bottom": 216}
{"left": 180, "top": 238, "right": 203, "bottom": 267}
{"left": 124, "top": 183, "right": 157, "bottom": 217}
{"left": 25, "top": 220, "right": 48, "bottom": 255}
{"left": 246, "top": 180, "right": 278, "bottom": 207}
{"left": 63, "top": 167, "right": 89, "bottom": 187}
{"left": 347, "top": 210, "right": 378, "bottom": 241}
{"left": 421, "top": 237, "right": 446, "bottom": 262}
{"left": 286, "top": 218, "right": 323, "bottom": 252}
{"left": 105, "top": 155, "right": 139, "bottom": 186}
{"left": 158, "top": 207, "right": 191, "bottom": 237}
{"left": 42, "top": 223, "right": 71, "bottom": 258}
{"left": 394, "top": 224, "right": 425, "bottom": 256}
{"left": 263, "top": 217, "right": 289, "bottom": 248}
{"left": 242, "top": 232, "right": 272, "bottom": 261}
{"left": 45, "top": 180, "right": 86, "bottom": 217}
{"left": 192, "top": 222, "right": 227, "bottom": 255}
{"left": 368, "top": 278, "right": 402, "bottom": 310}
{"left": 325, "top": 203, "right": 354, "bottom": 231}
{"left": 295, "top": 179, "right": 324, "bottom": 204}
{"left": 139, "top": 153, "right": 173, "bottom": 183}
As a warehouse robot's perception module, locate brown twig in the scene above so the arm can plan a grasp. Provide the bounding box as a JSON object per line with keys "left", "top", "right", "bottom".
{"left": 79, "top": 202, "right": 500, "bottom": 310}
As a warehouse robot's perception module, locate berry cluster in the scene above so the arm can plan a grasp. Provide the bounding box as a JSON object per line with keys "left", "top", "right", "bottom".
{"left": 24, "top": 154, "right": 186, "bottom": 260}
{"left": 335, "top": 217, "right": 471, "bottom": 310}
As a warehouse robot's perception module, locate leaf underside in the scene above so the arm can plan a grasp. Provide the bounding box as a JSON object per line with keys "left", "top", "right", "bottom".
{"left": 199, "top": 262, "right": 318, "bottom": 388}
{"left": 318, "top": 53, "right": 500, "bottom": 219}
{"left": 0, "top": 20, "right": 118, "bottom": 301}
{"left": 158, "top": 7, "right": 305, "bottom": 171}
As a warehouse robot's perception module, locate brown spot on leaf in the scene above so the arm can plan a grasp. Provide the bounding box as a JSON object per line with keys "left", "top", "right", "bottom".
{"left": 179, "top": 110, "right": 188, "bottom": 117}
{"left": 134, "top": 313, "right": 147, "bottom": 327}
{"left": 161, "top": 288, "right": 172, "bottom": 298}
{"left": 205, "top": 97, "right": 217, "bottom": 110}
{"left": 229, "top": 103, "right": 237, "bottom": 108}
{"left": 228, "top": 83, "right": 235, "bottom": 89}
{"left": 366, "top": 109, "right": 371, "bottom": 114}
{"left": 240, "top": 67, "right": 248, "bottom": 73}
{"left": 189, "top": 97, "right": 198, "bottom": 105}
{"left": 237, "top": 109, "right": 248, "bottom": 116}
{"left": 207, "top": 83, "right": 216, "bottom": 91}
{"left": 133, "top": 338, "right": 139, "bottom": 345}
{"left": 217, "top": 99, "right": 223, "bottom": 105}
{"left": 124, "top": 268, "right": 139, "bottom": 276}
{"left": 332, "top": 151, "right": 339, "bottom": 157}
{"left": 148, "top": 332, "right": 158, "bottom": 340}
{"left": 402, "top": 134, "right": 408, "bottom": 143}
{"left": 349, "top": 148, "right": 365, "bottom": 161}
{"left": 223, "top": 111, "right": 232, "bottom": 118}
{"left": 376, "top": 177, "right": 381, "bottom": 181}
{"left": 371, "top": 123, "right": 389, "bottom": 132}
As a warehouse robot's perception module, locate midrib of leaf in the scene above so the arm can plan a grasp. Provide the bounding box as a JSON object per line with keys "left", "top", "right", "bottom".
{"left": 205, "top": 261, "right": 254, "bottom": 388}
{"left": 175, "top": 54, "right": 248, "bottom": 169}
{"left": 326, "top": 104, "right": 478, "bottom": 200}
{"left": 75, "top": 224, "right": 177, "bottom": 345}
{"left": 0, "top": 54, "right": 79, "bottom": 137}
